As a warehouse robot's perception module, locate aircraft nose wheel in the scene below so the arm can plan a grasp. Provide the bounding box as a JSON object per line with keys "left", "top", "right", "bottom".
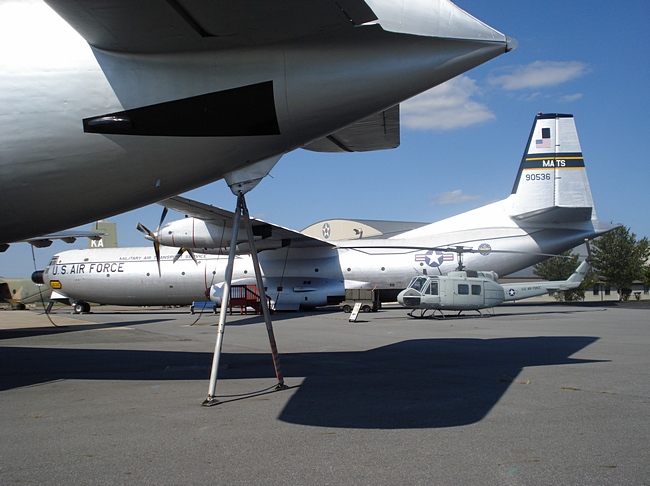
{"left": 73, "top": 302, "right": 91, "bottom": 314}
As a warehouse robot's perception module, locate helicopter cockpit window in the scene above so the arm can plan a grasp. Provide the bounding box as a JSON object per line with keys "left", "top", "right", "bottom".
{"left": 408, "top": 277, "right": 428, "bottom": 292}
{"left": 471, "top": 285, "right": 482, "bottom": 295}
{"left": 458, "top": 284, "right": 469, "bottom": 295}
{"left": 427, "top": 280, "right": 438, "bottom": 295}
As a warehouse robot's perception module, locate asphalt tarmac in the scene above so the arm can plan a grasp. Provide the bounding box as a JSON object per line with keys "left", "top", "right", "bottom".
{"left": 1, "top": 302, "right": 648, "bottom": 485}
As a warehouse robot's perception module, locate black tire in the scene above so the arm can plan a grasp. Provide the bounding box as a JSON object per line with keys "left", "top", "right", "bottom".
{"left": 74, "top": 302, "right": 91, "bottom": 314}
{"left": 342, "top": 305, "right": 352, "bottom": 313}
{"left": 362, "top": 305, "right": 371, "bottom": 313}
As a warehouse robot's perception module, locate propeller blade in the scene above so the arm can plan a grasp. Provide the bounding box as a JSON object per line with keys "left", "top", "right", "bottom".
{"left": 136, "top": 222, "right": 161, "bottom": 274}
{"left": 172, "top": 247, "right": 199, "bottom": 265}
{"left": 157, "top": 206, "right": 168, "bottom": 233}
{"left": 187, "top": 248, "right": 198, "bottom": 265}
{"left": 154, "top": 241, "right": 161, "bottom": 277}
{"left": 137, "top": 206, "right": 169, "bottom": 277}
{"left": 136, "top": 222, "right": 154, "bottom": 239}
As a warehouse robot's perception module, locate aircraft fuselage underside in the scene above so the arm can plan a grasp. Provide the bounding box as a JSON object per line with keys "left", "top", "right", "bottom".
{"left": 0, "top": 10, "right": 506, "bottom": 243}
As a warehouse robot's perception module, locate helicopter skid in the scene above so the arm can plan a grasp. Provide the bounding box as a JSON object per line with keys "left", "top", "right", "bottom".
{"left": 407, "top": 308, "right": 494, "bottom": 319}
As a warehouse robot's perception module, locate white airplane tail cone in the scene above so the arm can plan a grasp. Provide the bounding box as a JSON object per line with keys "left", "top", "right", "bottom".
{"left": 506, "top": 113, "right": 596, "bottom": 224}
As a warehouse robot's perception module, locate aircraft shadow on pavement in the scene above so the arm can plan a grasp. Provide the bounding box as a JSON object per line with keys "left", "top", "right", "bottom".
{"left": 197, "top": 308, "right": 344, "bottom": 327}
{"left": 0, "top": 319, "right": 177, "bottom": 341}
{"left": 277, "top": 336, "right": 602, "bottom": 429}
{"left": 0, "top": 336, "right": 601, "bottom": 429}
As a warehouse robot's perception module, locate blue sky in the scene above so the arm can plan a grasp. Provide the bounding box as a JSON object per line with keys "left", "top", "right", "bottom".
{"left": 2, "top": 0, "right": 649, "bottom": 277}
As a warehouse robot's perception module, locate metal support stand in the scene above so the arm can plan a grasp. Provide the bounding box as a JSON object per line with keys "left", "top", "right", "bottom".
{"left": 202, "top": 192, "right": 285, "bottom": 406}
{"left": 202, "top": 193, "right": 242, "bottom": 407}
{"left": 241, "top": 195, "right": 286, "bottom": 391}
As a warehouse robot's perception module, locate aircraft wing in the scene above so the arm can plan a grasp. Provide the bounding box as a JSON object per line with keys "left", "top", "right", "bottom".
{"left": 159, "top": 196, "right": 335, "bottom": 249}
{"left": 0, "top": 230, "right": 106, "bottom": 252}
{"left": 44, "top": 0, "right": 378, "bottom": 54}
{"left": 303, "top": 106, "right": 400, "bottom": 153}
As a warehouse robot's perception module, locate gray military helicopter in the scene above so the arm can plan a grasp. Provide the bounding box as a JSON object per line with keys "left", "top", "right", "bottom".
{"left": 397, "top": 246, "right": 590, "bottom": 318}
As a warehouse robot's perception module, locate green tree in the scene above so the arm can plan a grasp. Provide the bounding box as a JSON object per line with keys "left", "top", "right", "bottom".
{"left": 590, "top": 226, "right": 650, "bottom": 301}
{"left": 533, "top": 250, "right": 588, "bottom": 301}
{"left": 533, "top": 250, "right": 579, "bottom": 280}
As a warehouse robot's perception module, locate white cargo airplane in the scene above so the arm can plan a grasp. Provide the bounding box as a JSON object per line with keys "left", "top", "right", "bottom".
{"left": 38, "top": 114, "right": 614, "bottom": 313}
{"left": 0, "top": 0, "right": 515, "bottom": 250}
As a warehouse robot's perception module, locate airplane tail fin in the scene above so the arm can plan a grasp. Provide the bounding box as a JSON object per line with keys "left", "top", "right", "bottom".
{"left": 88, "top": 221, "right": 118, "bottom": 248}
{"left": 506, "top": 113, "right": 596, "bottom": 224}
{"left": 566, "top": 259, "right": 590, "bottom": 284}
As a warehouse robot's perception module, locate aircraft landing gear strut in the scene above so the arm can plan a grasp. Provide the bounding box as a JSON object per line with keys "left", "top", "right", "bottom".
{"left": 202, "top": 191, "right": 286, "bottom": 406}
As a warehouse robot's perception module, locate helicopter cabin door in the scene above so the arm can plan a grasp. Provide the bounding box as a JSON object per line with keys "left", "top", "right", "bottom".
{"left": 451, "top": 279, "right": 485, "bottom": 309}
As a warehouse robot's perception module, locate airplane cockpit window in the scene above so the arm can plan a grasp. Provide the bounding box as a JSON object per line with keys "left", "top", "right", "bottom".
{"left": 49, "top": 256, "right": 59, "bottom": 266}
{"left": 472, "top": 284, "right": 482, "bottom": 295}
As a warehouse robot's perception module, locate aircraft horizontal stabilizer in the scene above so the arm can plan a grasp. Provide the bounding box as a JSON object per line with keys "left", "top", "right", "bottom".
{"left": 511, "top": 206, "right": 592, "bottom": 224}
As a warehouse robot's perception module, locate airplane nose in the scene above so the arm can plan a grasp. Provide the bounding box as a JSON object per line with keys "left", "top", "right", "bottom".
{"left": 31, "top": 270, "right": 44, "bottom": 284}
{"left": 506, "top": 36, "right": 518, "bottom": 52}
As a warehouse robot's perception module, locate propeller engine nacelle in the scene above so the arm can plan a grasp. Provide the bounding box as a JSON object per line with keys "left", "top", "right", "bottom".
{"left": 157, "top": 218, "right": 241, "bottom": 249}
{"left": 155, "top": 217, "right": 283, "bottom": 254}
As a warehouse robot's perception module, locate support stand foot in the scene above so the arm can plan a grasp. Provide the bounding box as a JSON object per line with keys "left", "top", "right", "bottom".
{"left": 202, "top": 397, "right": 221, "bottom": 407}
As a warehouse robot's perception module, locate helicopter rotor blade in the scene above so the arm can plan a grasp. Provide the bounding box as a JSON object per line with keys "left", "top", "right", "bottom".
{"left": 345, "top": 245, "right": 574, "bottom": 259}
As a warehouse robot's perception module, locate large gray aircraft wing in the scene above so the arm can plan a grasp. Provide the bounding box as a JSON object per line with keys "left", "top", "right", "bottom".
{"left": 44, "top": 0, "right": 377, "bottom": 53}
{"left": 159, "top": 196, "right": 335, "bottom": 249}
{"left": 303, "top": 106, "right": 400, "bottom": 153}
{"left": 24, "top": 231, "right": 106, "bottom": 248}
{"left": 0, "top": 230, "right": 106, "bottom": 252}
